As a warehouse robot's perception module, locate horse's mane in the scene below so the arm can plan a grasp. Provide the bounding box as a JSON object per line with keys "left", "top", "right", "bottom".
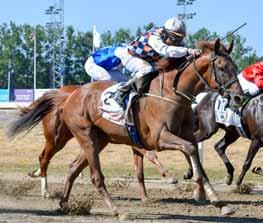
{"left": 156, "top": 57, "right": 187, "bottom": 71}
{"left": 197, "top": 40, "right": 228, "bottom": 55}
{"left": 156, "top": 40, "right": 229, "bottom": 71}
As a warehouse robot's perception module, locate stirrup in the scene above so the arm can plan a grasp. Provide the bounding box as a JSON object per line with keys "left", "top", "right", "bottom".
{"left": 113, "top": 92, "right": 125, "bottom": 107}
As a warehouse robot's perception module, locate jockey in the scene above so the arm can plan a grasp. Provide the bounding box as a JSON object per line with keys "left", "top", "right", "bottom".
{"left": 84, "top": 44, "right": 129, "bottom": 82}
{"left": 112, "top": 17, "right": 202, "bottom": 106}
{"left": 238, "top": 61, "right": 263, "bottom": 96}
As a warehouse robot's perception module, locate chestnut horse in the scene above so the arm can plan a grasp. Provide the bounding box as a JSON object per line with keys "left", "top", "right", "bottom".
{"left": 8, "top": 39, "right": 243, "bottom": 216}
{"left": 186, "top": 91, "right": 263, "bottom": 186}
{"left": 21, "top": 85, "right": 176, "bottom": 198}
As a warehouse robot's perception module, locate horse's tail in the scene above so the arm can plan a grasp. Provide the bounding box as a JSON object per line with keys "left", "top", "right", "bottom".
{"left": 7, "top": 90, "right": 67, "bottom": 139}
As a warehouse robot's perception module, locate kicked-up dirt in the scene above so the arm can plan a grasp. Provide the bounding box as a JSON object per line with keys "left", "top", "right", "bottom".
{"left": 0, "top": 173, "right": 263, "bottom": 223}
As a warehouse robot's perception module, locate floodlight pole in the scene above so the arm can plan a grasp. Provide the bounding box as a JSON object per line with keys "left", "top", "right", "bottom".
{"left": 177, "top": 0, "right": 196, "bottom": 23}
{"left": 33, "top": 31, "right": 37, "bottom": 100}
{"left": 7, "top": 59, "right": 11, "bottom": 101}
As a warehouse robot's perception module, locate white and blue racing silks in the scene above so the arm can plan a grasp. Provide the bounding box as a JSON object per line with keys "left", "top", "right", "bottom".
{"left": 92, "top": 45, "right": 123, "bottom": 70}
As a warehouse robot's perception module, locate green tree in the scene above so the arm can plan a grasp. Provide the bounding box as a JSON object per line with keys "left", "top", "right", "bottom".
{"left": 113, "top": 28, "right": 132, "bottom": 44}
{"left": 188, "top": 27, "right": 218, "bottom": 48}
{"left": 0, "top": 22, "right": 262, "bottom": 88}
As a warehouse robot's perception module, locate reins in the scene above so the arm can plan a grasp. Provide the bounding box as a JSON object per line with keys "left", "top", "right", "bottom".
{"left": 143, "top": 50, "right": 240, "bottom": 106}
{"left": 172, "top": 56, "right": 196, "bottom": 102}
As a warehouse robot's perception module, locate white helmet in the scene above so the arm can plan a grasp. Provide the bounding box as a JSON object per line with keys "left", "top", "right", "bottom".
{"left": 164, "top": 17, "right": 186, "bottom": 37}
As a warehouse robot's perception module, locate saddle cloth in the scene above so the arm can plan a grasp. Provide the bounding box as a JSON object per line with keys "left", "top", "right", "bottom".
{"left": 99, "top": 83, "right": 127, "bottom": 126}
{"left": 99, "top": 83, "right": 143, "bottom": 146}
{"left": 214, "top": 95, "right": 247, "bottom": 137}
{"left": 214, "top": 95, "right": 242, "bottom": 127}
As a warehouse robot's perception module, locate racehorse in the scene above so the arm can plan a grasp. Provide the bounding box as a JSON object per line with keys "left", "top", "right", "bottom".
{"left": 20, "top": 85, "right": 176, "bottom": 198}
{"left": 8, "top": 39, "right": 244, "bottom": 216}
{"left": 186, "top": 91, "right": 263, "bottom": 186}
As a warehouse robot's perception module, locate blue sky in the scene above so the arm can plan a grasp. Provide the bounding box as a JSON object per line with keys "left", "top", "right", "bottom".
{"left": 0, "top": 0, "right": 262, "bottom": 56}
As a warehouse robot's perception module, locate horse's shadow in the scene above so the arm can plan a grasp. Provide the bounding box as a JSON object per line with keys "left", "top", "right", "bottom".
{"left": 135, "top": 213, "right": 263, "bottom": 223}
{"left": 0, "top": 208, "right": 63, "bottom": 216}
{"left": 158, "top": 197, "right": 263, "bottom": 206}
{"left": 1, "top": 208, "right": 262, "bottom": 223}
{"left": 112, "top": 196, "right": 263, "bottom": 206}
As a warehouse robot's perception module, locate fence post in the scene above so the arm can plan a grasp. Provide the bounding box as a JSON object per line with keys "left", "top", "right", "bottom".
{"left": 198, "top": 142, "right": 204, "bottom": 164}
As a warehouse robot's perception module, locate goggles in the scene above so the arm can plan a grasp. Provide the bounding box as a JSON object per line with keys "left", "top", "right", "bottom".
{"left": 166, "top": 31, "right": 184, "bottom": 45}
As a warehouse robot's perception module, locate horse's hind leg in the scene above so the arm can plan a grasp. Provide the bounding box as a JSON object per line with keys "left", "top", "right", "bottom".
{"left": 61, "top": 129, "right": 108, "bottom": 207}
{"left": 60, "top": 150, "right": 88, "bottom": 208}
{"left": 29, "top": 116, "right": 73, "bottom": 198}
{"left": 183, "top": 152, "right": 193, "bottom": 180}
{"left": 236, "top": 139, "right": 261, "bottom": 186}
{"left": 214, "top": 129, "right": 239, "bottom": 185}
{"left": 132, "top": 147, "right": 177, "bottom": 184}
{"left": 78, "top": 132, "right": 117, "bottom": 214}
{"left": 67, "top": 121, "right": 117, "bottom": 214}
{"left": 37, "top": 134, "right": 71, "bottom": 198}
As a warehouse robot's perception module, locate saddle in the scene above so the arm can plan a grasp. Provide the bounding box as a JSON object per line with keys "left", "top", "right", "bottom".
{"left": 99, "top": 56, "right": 190, "bottom": 146}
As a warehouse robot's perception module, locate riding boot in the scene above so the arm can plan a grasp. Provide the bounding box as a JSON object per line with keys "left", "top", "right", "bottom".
{"left": 113, "top": 75, "right": 137, "bottom": 106}
{"left": 133, "top": 71, "right": 156, "bottom": 95}
{"left": 113, "top": 71, "right": 156, "bottom": 106}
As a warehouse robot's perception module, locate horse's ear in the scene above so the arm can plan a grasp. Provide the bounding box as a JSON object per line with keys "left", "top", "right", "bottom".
{"left": 214, "top": 38, "right": 221, "bottom": 54}
{"left": 226, "top": 39, "right": 234, "bottom": 54}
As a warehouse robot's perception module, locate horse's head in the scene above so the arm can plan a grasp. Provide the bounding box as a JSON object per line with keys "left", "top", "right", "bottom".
{"left": 197, "top": 38, "right": 245, "bottom": 107}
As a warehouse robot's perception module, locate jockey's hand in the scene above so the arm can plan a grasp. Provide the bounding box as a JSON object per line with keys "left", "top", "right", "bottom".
{"left": 188, "top": 48, "right": 202, "bottom": 58}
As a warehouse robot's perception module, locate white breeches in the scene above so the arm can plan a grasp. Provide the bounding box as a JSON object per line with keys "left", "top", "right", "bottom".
{"left": 85, "top": 57, "right": 128, "bottom": 82}
{"left": 114, "top": 47, "right": 153, "bottom": 77}
{"left": 238, "top": 73, "right": 261, "bottom": 96}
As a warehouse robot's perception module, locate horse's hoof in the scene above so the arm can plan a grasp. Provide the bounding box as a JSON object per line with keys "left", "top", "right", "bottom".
{"left": 193, "top": 189, "right": 206, "bottom": 202}
{"left": 225, "top": 175, "right": 233, "bottom": 185}
{"left": 141, "top": 197, "right": 157, "bottom": 205}
{"left": 183, "top": 170, "right": 193, "bottom": 180}
{"left": 221, "top": 205, "right": 235, "bottom": 216}
{"left": 118, "top": 212, "right": 130, "bottom": 221}
{"left": 59, "top": 199, "right": 68, "bottom": 209}
{"left": 166, "top": 176, "right": 178, "bottom": 184}
{"left": 141, "top": 196, "right": 149, "bottom": 203}
{"left": 111, "top": 207, "right": 119, "bottom": 217}
{"left": 43, "top": 191, "right": 50, "bottom": 199}
{"left": 236, "top": 181, "right": 241, "bottom": 188}
{"left": 28, "top": 170, "right": 39, "bottom": 178}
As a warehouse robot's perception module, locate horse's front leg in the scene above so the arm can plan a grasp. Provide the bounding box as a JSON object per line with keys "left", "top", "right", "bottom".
{"left": 132, "top": 146, "right": 177, "bottom": 184}
{"left": 158, "top": 128, "right": 234, "bottom": 215}
{"left": 214, "top": 129, "right": 239, "bottom": 185}
{"left": 131, "top": 148, "right": 148, "bottom": 202}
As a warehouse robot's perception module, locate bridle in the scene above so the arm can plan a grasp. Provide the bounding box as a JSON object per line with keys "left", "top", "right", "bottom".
{"left": 173, "top": 52, "right": 240, "bottom": 102}
{"left": 205, "top": 52, "right": 239, "bottom": 95}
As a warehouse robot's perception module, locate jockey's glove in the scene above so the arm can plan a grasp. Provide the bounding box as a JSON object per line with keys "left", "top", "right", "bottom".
{"left": 188, "top": 48, "right": 202, "bottom": 58}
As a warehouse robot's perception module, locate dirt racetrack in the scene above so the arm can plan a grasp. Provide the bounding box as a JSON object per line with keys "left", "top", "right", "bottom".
{"left": 0, "top": 110, "right": 263, "bottom": 222}
{"left": 0, "top": 173, "right": 263, "bottom": 222}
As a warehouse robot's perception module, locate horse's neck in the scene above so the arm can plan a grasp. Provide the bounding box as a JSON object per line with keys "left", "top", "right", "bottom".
{"left": 176, "top": 57, "right": 209, "bottom": 96}
{"left": 149, "top": 58, "right": 208, "bottom": 99}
